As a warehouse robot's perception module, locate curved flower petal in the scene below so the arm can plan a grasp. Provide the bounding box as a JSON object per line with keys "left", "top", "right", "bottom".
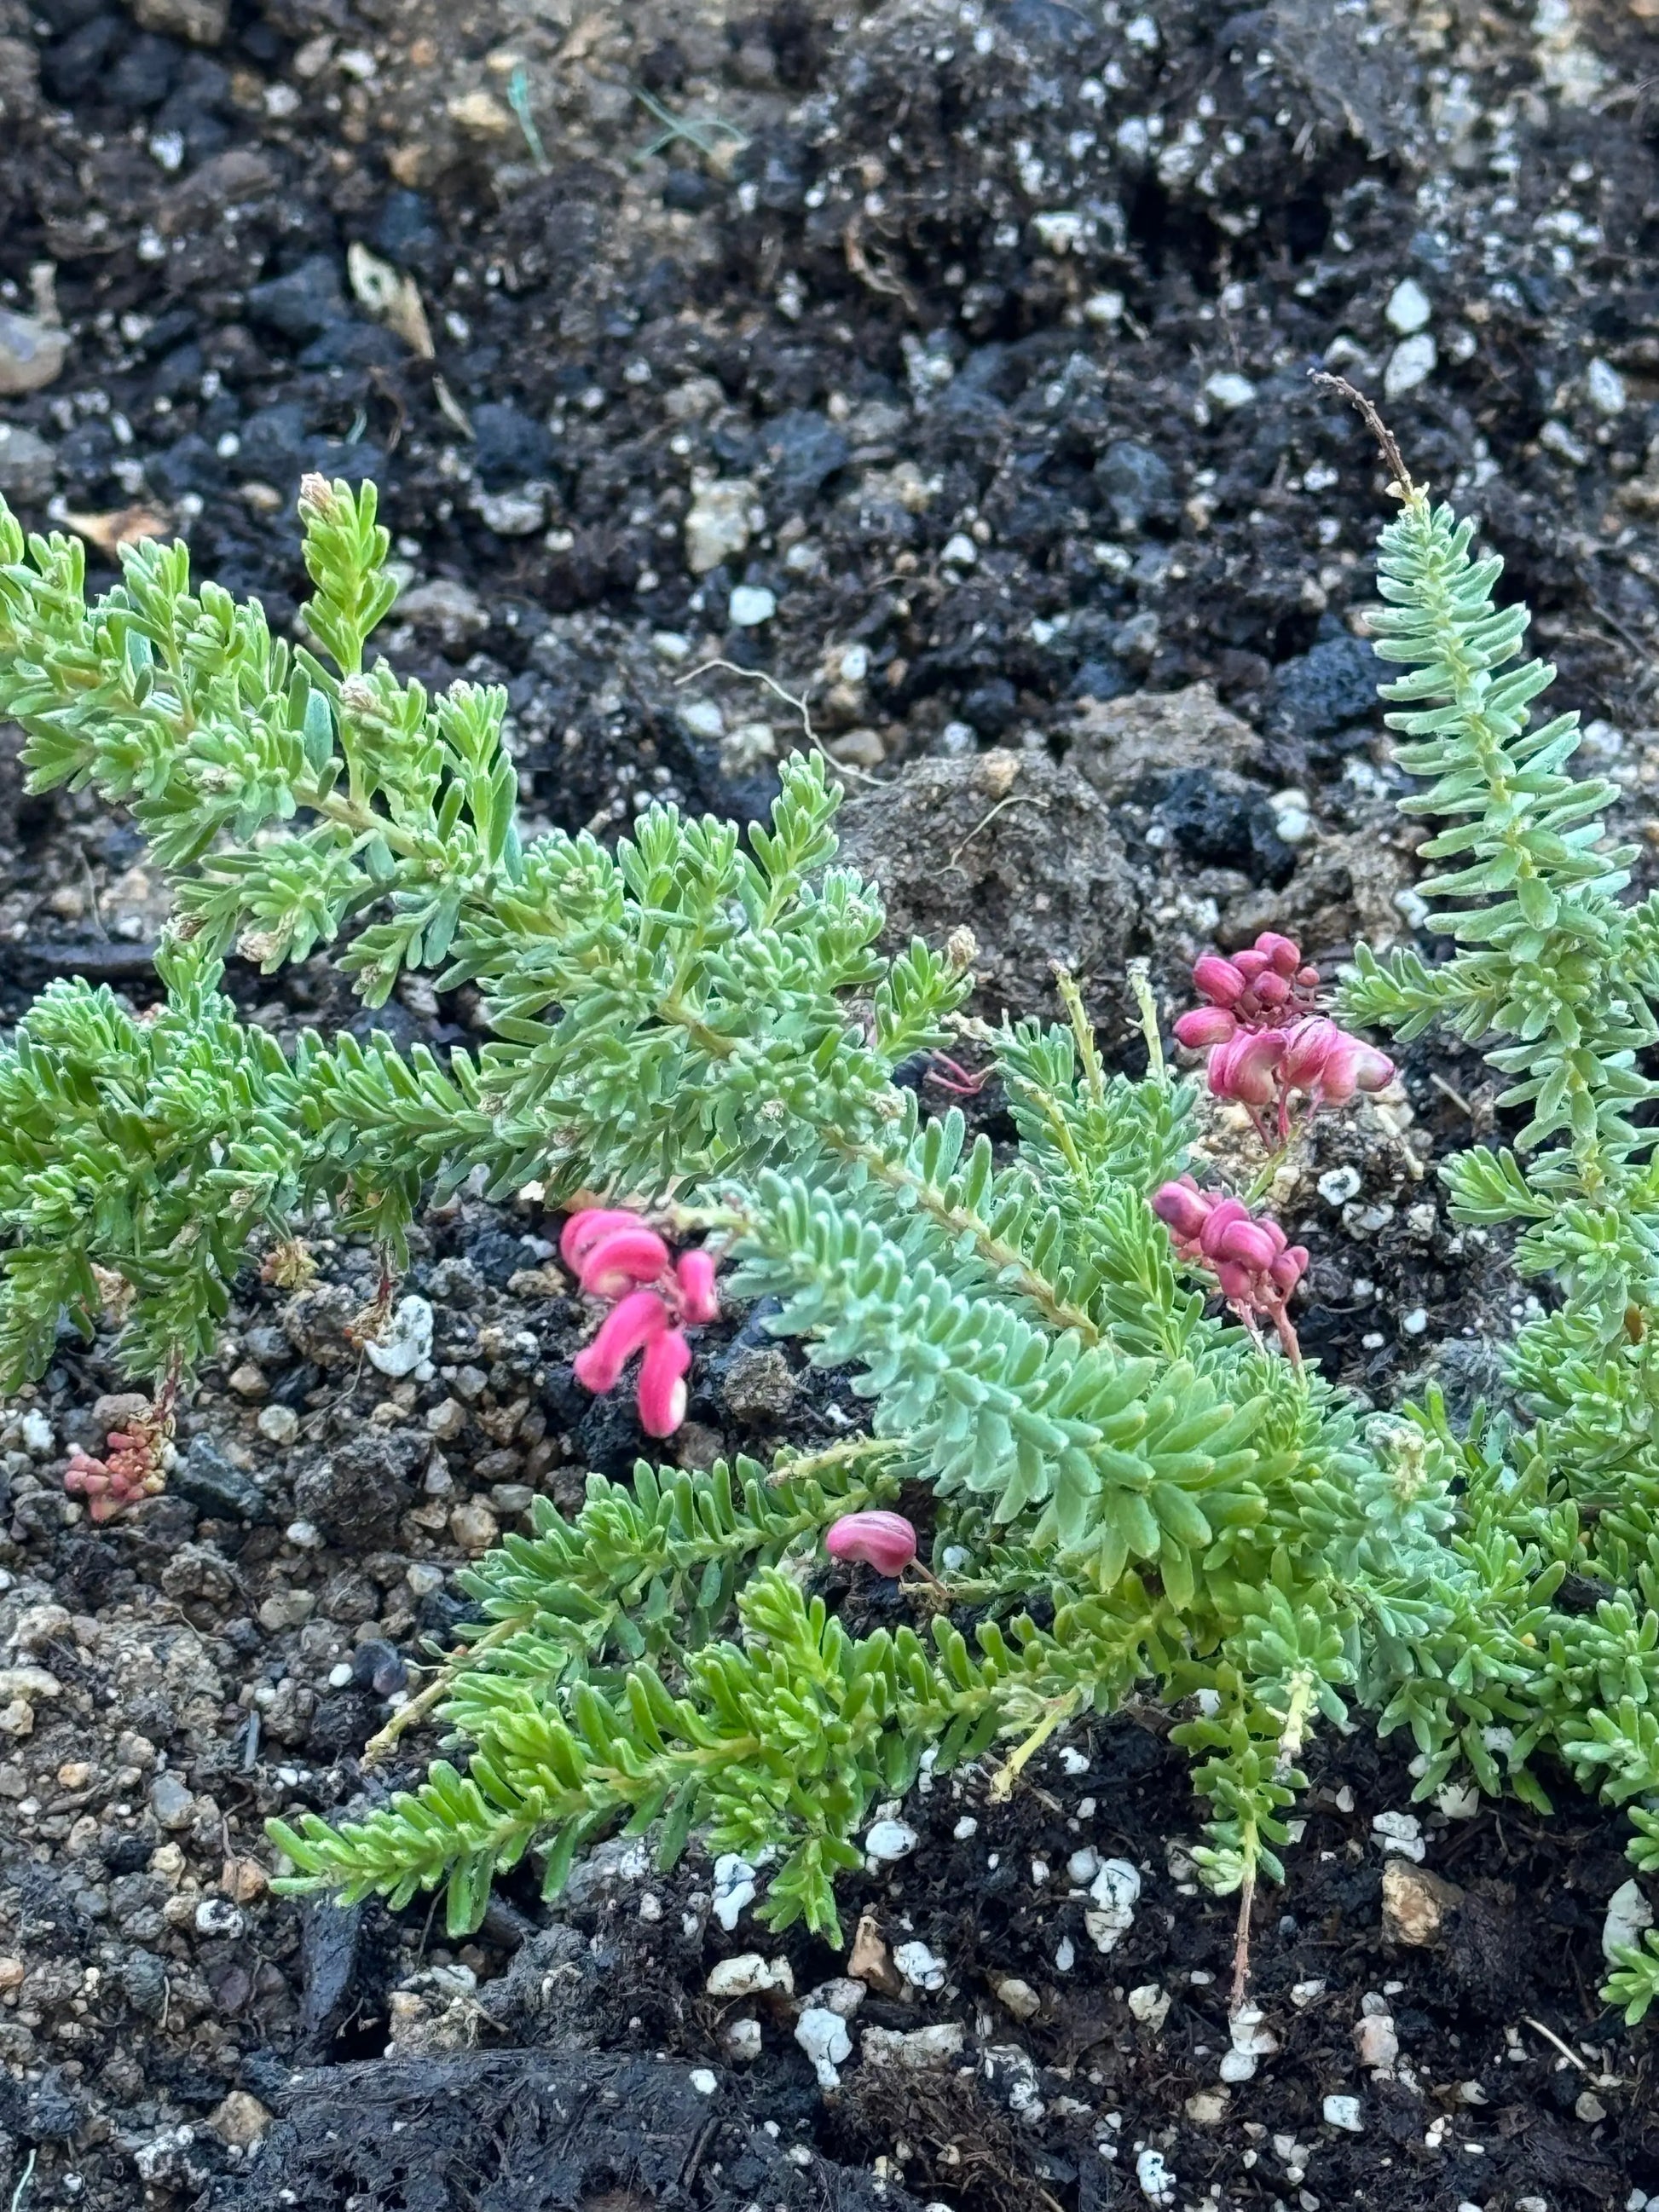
{"left": 825, "top": 1510, "right": 918, "bottom": 1576}
{"left": 637, "top": 1327, "right": 693, "bottom": 1438}
{"left": 573, "top": 1289, "right": 670, "bottom": 1394}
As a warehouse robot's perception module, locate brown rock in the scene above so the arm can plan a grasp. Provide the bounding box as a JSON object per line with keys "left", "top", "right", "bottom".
{"left": 835, "top": 750, "right": 1137, "bottom": 1033}
{"left": 1381, "top": 1857, "right": 1464, "bottom": 1947}
{"left": 159, "top": 148, "right": 278, "bottom": 235}
{"left": 847, "top": 1911, "right": 904, "bottom": 1996}
{"left": 205, "top": 2090, "right": 271, "bottom": 2148}
{"left": 1064, "top": 681, "right": 1261, "bottom": 803}
{"left": 130, "top": 0, "right": 228, "bottom": 43}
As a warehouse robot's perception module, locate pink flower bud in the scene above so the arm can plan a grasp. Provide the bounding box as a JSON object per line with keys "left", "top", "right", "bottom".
{"left": 1257, "top": 932, "right": 1302, "bottom": 976}
{"left": 579, "top": 1226, "right": 671, "bottom": 1300}
{"left": 1252, "top": 971, "right": 1291, "bottom": 1008}
{"left": 1281, "top": 1018, "right": 1340, "bottom": 1090}
{"left": 1173, "top": 1005, "right": 1237, "bottom": 1049}
{"left": 1152, "top": 1180, "right": 1211, "bottom": 1240}
{"left": 560, "top": 1207, "right": 646, "bottom": 1270}
{"left": 1210, "top": 1030, "right": 1285, "bottom": 1107}
{"left": 825, "top": 1510, "right": 919, "bottom": 1577}
{"left": 1196, "top": 1196, "right": 1251, "bottom": 1258}
{"left": 673, "top": 1248, "right": 720, "bottom": 1324}
{"left": 1213, "top": 1259, "right": 1256, "bottom": 1303}
{"left": 1213, "top": 1218, "right": 1279, "bottom": 1273}
{"left": 1192, "top": 955, "right": 1246, "bottom": 1006}
{"left": 1233, "top": 949, "right": 1269, "bottom": 984}
{"left": 637, "top": 1327, "right": 692, "bottom": 1438}
{"left": 1296, "top": 965, "right": 1321, "bottom": 989}
{"left": 1269, "top": 1245, "right": 1309, "bottom": 1292}
{"left": 1350, "top": 1043, "right": 1396, "bottom": 1094}
{"left": 573, "top": 1289, "right": 670, "bottom": 1394}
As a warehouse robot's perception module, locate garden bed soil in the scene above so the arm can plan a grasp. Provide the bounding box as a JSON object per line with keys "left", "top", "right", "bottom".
{"left": 3, "top": 0, "right": 1659, "bottom": 2205}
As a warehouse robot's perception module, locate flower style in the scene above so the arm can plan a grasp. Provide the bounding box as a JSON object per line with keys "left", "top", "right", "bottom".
{"left": 1152, "top": 1177, "right": 1309, "bottom": 1366}
{"left": 1172, "top": 932, "right": 1393, "bottom": 1145}
{"left": 563, "top": 1206, "right": 720, "bottom": 1438}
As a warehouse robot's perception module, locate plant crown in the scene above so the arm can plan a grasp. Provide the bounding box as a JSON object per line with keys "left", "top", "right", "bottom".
{"left": 3, "top": 459, "right": 1659, "bottom": 2016}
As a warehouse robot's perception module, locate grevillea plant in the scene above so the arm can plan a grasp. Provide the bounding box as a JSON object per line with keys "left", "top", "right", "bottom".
{"left": 2, "top": 431, "right": 1659, "bottom": 2019}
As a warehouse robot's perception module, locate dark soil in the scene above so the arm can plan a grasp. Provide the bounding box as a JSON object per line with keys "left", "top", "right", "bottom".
{"left": 3, "top": 0, "right": 1659, "bottom": 2205}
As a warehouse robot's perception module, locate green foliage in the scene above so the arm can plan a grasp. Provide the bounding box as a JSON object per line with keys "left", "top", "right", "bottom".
{"left": 1332, "top": 466, "right": 1659, "bottom": 2007}
{"left": 3, "top": 467, "right": 1659, "bottom": 2001}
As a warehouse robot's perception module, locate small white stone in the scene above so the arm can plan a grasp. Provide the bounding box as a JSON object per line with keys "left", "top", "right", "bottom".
{"left": 710, "top": 1854, "right": 757, "bottom": 1932}
{"left": 1055, "top": 1936, "right": 1075, "bottom": 1972}
{"left": 689, "top": 2068, "right": 719, "bottom": 2096}
{"left": 257, "top": 1404, "right": 298, "bottom": 1445}
{"left": 1135, "top": 2146, "right": 1176, "bottom": 2206}
{"left": 1323, "top": 2094, "right": 1364, "bottom": 2132}
{"left": 706, "top": 1954, "right": 795, "bottom": 2000}
{"left": 1033, "top": 211, "right": 1085, "bottom": 254}
{"left": 995, "top": 1976, "right": 1041, "bottom": 2020}
{"left": 1318, "top": 1166, "right": 1362, "bottom": 1206}
{"left": 366, "top": 1296, "right": 434, "bottom": 1378}
{"left": 1290, "top": 1978, "right": 1327, "bottom": 2008}
{"left": 1127, "top": 1984, "right": 1169, "bottom": 2030}
{"left": 795, "top": 2007, "right": 853, "bottom": 2088}
{"left": 861, "top": 2023, "right": 965, "bottom": 2070}
{"left": 1372, "top": 1811, "right": 1425, "bottom": 1862}
{"left": 1272, "top": 804, "right": 1311, "bottom": 843}
{"left": 1085, "top": 1859, "right": 1142, "bottom": 1954}
{"left": 652, "top": 630, "right": 691, "bottom": 661}
{"left": 953, "top": 1816, "right": 979, "bottom": 1840}
{"left": 1124, "top": 11, "right": 1159, "bottom": 47}
{"left": 839, "top": 644, "right": 870, "bottom": 684}
{"left": 1436, "top": 1777, "right": 1481, "bottom": 1820}
{"left": 1067, "top": 1846, "right": 1101, "bottom": 1886}
{"left": 806, "top": 1976, "right": 866, "bottom": 2019}
{"left": 20, "top": 1409, "right": 53, "bottom": 1455}
{"left": 729, "top": 585, "right": 777, "bottom": 628}
{"left": 893, "top": 1941, "right": 947, "bottom": 1992}
{"left": 1575, "top": 2089, "right": 1608, "bottom": 2124}
{"left": 1185, "top": 2090, "right": 1229, "bottom": 2125}
{"left": 1587, "top": 358, "right": 1627, "bottom": 415}
{"left": 1084, "top": 290, "right": 1125, "bottom": 325}
{"left": 681, "top": 698, "right": 725, "bottom": 740}
{"left": 1058, "top": 1746, "right": 1090, "bottom": 1774}
{"left": 1384, "top": 333, "right": 1436, "bottom": 398}
{"left": 1384, "top": 278, "right": 1432, "bottom": 334}
{"left": 864, "top": 1818, "right": 918, "bottom": 1863}
{"left": 1356, "top": 2013, "right": 1399, "bottom": 2070}
{"left": 1204, "top": 371, "right": 1257, "bottom": 413}
{"left": 721, "top": 2017, "right": 763, "bottom": 2062}
{"left": 1604, "top": 1877, "right": 1654, "bottom": 1964}
{"left": 941, "top": 533, "right": 979, "bottom": 568}
{"left": 1402, "top": 1307, "right": 1429, "bottom": 1337}
{"left": 685, "top": 481, "right": 753, "bottom": 574}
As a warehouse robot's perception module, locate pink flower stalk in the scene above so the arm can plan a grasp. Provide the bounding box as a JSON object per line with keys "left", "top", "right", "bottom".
{"left": 1152, "top": 1177, "right": 1309, "bottom": 1366}
{"left": 1171, "top": 932, "right": 1394, "bottom": 1146}
{"left": 563, "top": 1205, "right": 721, "bottom": 1439}
{"left": 825, "top": 1510, "right": 919, "bottom": 1576}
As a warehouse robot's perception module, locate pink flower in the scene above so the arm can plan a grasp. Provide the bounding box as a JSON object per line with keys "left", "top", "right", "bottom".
{"left": 1150, "top": 1180, "right": 1306, "bottom": 1366}
{"left": 563, "top": 1206, "right": 721, "bottom": 1439}
{"left": 825, "top": 1510, "right": 919, "bottom": 1576}
{"left": 573, "top": 1288, "right": 670, "bottom": 1394}
{"left": 1170, "top": 933, "right": 1392, "bottom": 1146}
{"left": 638, "top": 1328, "right": 693, "bottom": 1438}
{"left": 577, "top": 1225, "right": 671, "bottom": 1299}
{"left": 62, "top": 1419, "right": 169, "bottom": 1523}
{"left": 673, "top": 1249, "right": 720, "bottom": 1325}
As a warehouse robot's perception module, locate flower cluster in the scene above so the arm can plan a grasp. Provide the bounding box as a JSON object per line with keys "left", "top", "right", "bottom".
{"left": 563, "top": 1208, "right": 720, "bottom": 1438}
{"left": 1152, "top": 1178, "right": 1309, "bottom": 1365}
{"left": 1174, "top": 933, "right": 1393, "bottom": 1145}
{"left": 63, "top": 1410, "right": 171, "bottom": 1522}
